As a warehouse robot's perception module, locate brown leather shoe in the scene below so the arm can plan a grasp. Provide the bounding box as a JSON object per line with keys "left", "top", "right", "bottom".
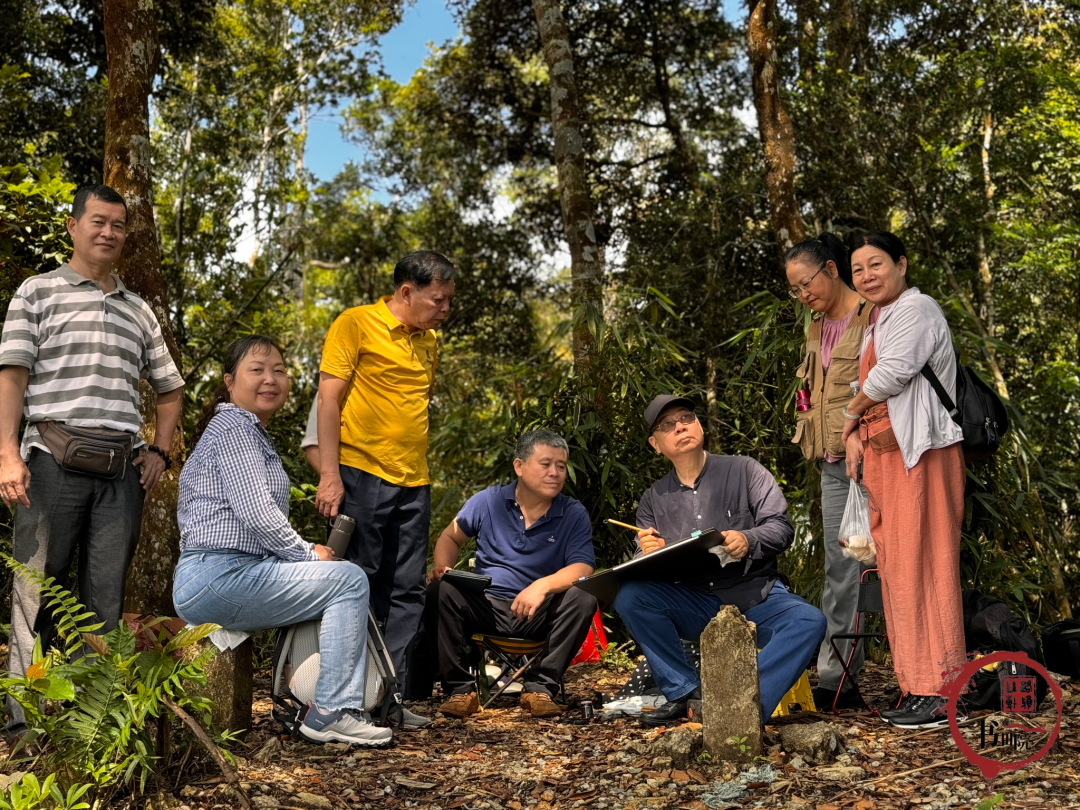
{"left": 520, "top": 691, "right": 562, "bottom": 718}
{"left": 438, "top": 692, "right": 480, "bottom": 718}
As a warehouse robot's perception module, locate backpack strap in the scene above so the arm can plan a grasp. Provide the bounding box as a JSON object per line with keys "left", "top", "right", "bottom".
{"left": 920, "top": 362, "right": 960, "bottom": 421}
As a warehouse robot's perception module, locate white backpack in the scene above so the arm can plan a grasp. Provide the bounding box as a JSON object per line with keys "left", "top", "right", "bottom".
{"left": 271, "top": 611, "right": 400, "bottom": 735}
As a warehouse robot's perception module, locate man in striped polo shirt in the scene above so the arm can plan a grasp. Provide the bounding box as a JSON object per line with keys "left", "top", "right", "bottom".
{"left": 0, "top": 185, "right": 184, "bottom": 739}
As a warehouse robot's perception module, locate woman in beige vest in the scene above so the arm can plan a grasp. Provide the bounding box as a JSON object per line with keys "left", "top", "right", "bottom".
{"left": 787, "top": 233, "right": 871, "bottom": 712}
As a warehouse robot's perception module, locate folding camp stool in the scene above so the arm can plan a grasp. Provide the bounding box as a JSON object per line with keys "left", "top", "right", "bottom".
{"left": 471, "top": 634, "right": 566, "bottom": 709}
{"left": 828, "top": 567, "right": 887, "bottom": 715}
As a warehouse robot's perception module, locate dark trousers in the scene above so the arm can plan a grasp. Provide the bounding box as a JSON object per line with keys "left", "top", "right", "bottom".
{"left": 7, "top": 448, "right": 145, "bottom": 728}
{"left": 338, "top": 464, "right": 430, "bottom": 684}
{"left": 426, "top": 578, "right": 596, "bottom": 698}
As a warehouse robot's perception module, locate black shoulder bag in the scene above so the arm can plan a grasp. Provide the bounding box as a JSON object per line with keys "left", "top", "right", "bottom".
{"left": 920, "top": 343, "right": 1009, "bottom": 462}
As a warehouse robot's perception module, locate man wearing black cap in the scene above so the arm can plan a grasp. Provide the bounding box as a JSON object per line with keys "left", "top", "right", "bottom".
{"left": 613, "top": 395, "right": 826, "bottom": 725}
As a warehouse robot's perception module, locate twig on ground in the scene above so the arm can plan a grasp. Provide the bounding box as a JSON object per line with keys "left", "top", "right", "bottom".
{"left": 830, "top": 747, "right": 1007, "bottom": 802}
{"left": 894, "top": 714, "right": 984, "bottom": 741}
{"left": 163, "top": 696, "right": 253, "bottom": 810}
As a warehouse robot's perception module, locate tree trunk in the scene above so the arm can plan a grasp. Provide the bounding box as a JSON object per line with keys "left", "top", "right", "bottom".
{"left": 796, "top": 0, "right": 819, "bottom": 78}
{"left": 532, "top": 0, "right": 604, "bottom": 386}
{"left": 648, "top": 30, "right": 698, "bottom": 188}
{"left": 748, "top": 0, "right": 806, "bottom": 258}
{"left": 826, "top": 0, "right": 856, "bottom": 73}
{"left": 977, "top": 114, "right": 995, "bottom": 319}
{"left": 103, "top": 0, "right": 184, "bottom": 616}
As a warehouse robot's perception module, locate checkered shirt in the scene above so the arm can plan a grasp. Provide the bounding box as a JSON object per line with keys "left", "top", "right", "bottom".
{"left": 178, "top": 404, "right": 318, "bottom": 562}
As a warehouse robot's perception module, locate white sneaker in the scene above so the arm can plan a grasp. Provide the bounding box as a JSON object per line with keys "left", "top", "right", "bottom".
{"left": 300, "top": 705, "right": 392, "bottom": 747}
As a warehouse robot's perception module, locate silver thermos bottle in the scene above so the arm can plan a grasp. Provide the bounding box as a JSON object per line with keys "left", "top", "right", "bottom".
{"left": 327, "top": 514, "right": 356, "bottom": 558}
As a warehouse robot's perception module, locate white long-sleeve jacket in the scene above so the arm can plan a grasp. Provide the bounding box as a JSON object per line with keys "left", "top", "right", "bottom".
{"left": 861, "top": 287, "right": 964, "bottom": 470}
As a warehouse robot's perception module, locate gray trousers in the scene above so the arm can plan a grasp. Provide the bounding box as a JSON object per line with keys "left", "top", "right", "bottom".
{"left": 6, "top": 449, "right": 145, "bottom": 729}
{"left": 816, "top": 459, "right": 865, "bottom": 691}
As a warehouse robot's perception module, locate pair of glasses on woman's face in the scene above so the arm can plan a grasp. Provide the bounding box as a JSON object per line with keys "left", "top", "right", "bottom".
{"left": 653, "top": 412, "right": 697, "bottom": 435}
{"left": 787, "top": 264, "right": 826, "bottom": 299}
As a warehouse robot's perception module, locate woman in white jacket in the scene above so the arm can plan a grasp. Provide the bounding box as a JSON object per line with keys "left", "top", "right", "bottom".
{"left": 840, "top": 232, "right": 966, "bottom": 730}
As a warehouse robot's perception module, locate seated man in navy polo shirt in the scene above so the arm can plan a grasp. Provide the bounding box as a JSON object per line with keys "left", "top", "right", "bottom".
{"left": 427, "top": 429, "right": 597, "bottom": 718}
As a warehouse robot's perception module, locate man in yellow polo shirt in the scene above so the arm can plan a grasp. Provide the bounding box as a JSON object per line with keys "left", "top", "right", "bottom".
{"left": 316, "top": 250, "right": 455, "bottom": 729}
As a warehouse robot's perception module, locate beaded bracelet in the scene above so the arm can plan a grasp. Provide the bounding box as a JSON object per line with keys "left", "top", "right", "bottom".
{"left": 147, "top": 445, "right": 173, "bottom": 471}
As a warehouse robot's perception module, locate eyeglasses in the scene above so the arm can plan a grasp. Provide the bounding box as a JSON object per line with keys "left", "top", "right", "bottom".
{"left": 787, "top": 265, "right": 826, "bottom": 299}
{"left": 653, "top": 412, "right": 697, "bottom": 434}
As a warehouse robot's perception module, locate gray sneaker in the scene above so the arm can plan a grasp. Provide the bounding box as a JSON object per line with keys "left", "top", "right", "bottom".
{"left": 386, "top": 702, "right": 432, "bottom": 729}
{"left": 300, "top": 705, "right": 392, "bottom": 747}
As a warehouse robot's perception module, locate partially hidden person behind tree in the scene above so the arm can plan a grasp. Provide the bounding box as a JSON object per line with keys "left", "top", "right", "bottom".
{"left": 315, "top": 251, "right": 456, "bottom": 730}
{"left": 0, "top": 185, "right": 184, "bottom": 741}
{"left": 426, "top": 429, "right": 597, "bottom": 718}
{"left": 840, "top": 232, "right": 967, "bottom": 730}
{"left": 172, "top": 335, "right": 391, "bottom": 748}
{"left": 785, "top": 233, "right": 872, "bottom": 711}
{"left": 614, "top": 395, "right": 827, "bottom": 726}
{"left": 300, "top": 394, "right": 320, "bottom": 472}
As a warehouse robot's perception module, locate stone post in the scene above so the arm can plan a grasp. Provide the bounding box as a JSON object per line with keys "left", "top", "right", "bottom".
{"left": 700, "top": 605, "right": 762, "bottom": 763}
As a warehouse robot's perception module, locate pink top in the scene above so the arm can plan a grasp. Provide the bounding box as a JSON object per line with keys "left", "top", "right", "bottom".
{"left": 820, "top": 306, "right": 857, "bottom": 369}
{"left": 820, "top": 305, "right": 858, "bottom": 462}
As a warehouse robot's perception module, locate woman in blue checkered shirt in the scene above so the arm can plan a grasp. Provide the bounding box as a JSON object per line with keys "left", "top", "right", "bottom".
{"left": 173, "top": 334, "right": 390, "bottom": 748}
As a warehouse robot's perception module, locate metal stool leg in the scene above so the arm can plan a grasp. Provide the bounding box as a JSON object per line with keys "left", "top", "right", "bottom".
{"left": 482, "top": 652, "right": 542, "bottom": 709}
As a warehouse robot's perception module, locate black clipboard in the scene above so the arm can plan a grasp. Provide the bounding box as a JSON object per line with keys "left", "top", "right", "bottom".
{"left": 572, "top": 528, "right": 727, "bottom": 604}
{"left": 442, "top": 570, "right": 492, "bottom": 595}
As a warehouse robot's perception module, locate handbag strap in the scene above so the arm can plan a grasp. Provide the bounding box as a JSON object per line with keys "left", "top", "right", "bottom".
{"left": 920, "top": 362, "right": 959, "bottom": 420}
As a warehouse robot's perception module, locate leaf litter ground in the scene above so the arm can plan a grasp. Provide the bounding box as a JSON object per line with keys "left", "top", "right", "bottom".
{"left": 165, "top": 659, "right": 1079, "bottom": 810}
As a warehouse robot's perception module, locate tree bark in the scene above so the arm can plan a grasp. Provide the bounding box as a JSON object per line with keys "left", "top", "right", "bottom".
{"left": 102, "top": 0, "right": 184, "bottom": 616}
{"left": 532, "top": 0, "right": 604, "bottom": 386}
{"left": 796, "top": 0, "right": 819, "bottom": 78}
{"left": 976, "top": 114, "right": 998, "bottom": 341}
{"left": 748, "top": 0, "right": 806, "bottom": 258}
{"left": 826, "top": 0, "right": 856, "bottom": 73}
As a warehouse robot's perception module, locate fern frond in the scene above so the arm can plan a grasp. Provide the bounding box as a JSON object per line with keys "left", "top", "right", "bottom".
{"left": 1, "top": 555, "right": 104, "bottom": 659}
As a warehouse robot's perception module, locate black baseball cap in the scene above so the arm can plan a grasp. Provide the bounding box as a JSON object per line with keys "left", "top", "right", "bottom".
{"left": 644, "top": 394, "right": 696, "bottom": 433}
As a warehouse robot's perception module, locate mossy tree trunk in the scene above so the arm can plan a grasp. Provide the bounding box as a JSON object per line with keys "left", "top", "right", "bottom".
{"left": 102, "top": 0, "right": 184, "bottom": 616}
{"left": 532, "top": 0, "right": 605, "bottom": 389}
{"left": 748, "top": 0, "right": 806, "bottom": 258}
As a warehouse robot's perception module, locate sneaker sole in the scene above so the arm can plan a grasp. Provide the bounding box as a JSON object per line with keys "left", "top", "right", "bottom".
{"left": 888, "top": 714, "right": 964, "bottom": 730}
{"left": 299, "top": 727, "right": 393, "bottom": 747}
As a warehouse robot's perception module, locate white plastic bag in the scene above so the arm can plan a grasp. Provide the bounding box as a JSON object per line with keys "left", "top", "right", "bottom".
{"left": 838, "top": 478, "right": 876, "bottom": 565}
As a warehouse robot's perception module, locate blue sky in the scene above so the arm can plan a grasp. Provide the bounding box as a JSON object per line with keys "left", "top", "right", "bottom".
{"left": 305, "top": 0, "right": 747, "bottom": 183}
{"left": 304, "top": 0, "right": 459, "bottom": 182}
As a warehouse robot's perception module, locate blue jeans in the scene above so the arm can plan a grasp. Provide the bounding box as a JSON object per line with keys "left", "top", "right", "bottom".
{"left": 173, "top": 549, "right": 371, "bottom": 712}
{"left": 614, "top": 581, "right": 827, "bottom": 720}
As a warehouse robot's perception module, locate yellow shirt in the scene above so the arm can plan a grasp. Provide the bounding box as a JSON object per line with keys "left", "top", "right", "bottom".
{"left": 320, "top": 296, "right": 438, "bottom": 486}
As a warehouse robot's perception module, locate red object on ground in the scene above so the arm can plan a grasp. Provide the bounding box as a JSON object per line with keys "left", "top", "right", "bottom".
{"left": 569, "top": 608, "right": 608, "bottom": 666}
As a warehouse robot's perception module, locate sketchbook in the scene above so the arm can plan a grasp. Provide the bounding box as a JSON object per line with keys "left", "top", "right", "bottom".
{"left": 572, "top": 528, "right": 727, "bottom": 604}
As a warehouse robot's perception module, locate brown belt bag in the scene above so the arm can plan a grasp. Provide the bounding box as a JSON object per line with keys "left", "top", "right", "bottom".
{"left": 37, "top": 421, "right": 136, "bottom": 480}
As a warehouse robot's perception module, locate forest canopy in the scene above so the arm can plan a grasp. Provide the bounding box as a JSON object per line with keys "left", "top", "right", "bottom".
{"left": 0, "top": 0, "right": 1077, "bottom": 627}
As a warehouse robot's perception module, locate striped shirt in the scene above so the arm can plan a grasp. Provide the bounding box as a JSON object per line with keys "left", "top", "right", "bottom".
{"left": 0, "top": 264, "right": 184, "bottom": 458}
{"left": 178, "top": 404, "right": 318, "bottom": 562}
